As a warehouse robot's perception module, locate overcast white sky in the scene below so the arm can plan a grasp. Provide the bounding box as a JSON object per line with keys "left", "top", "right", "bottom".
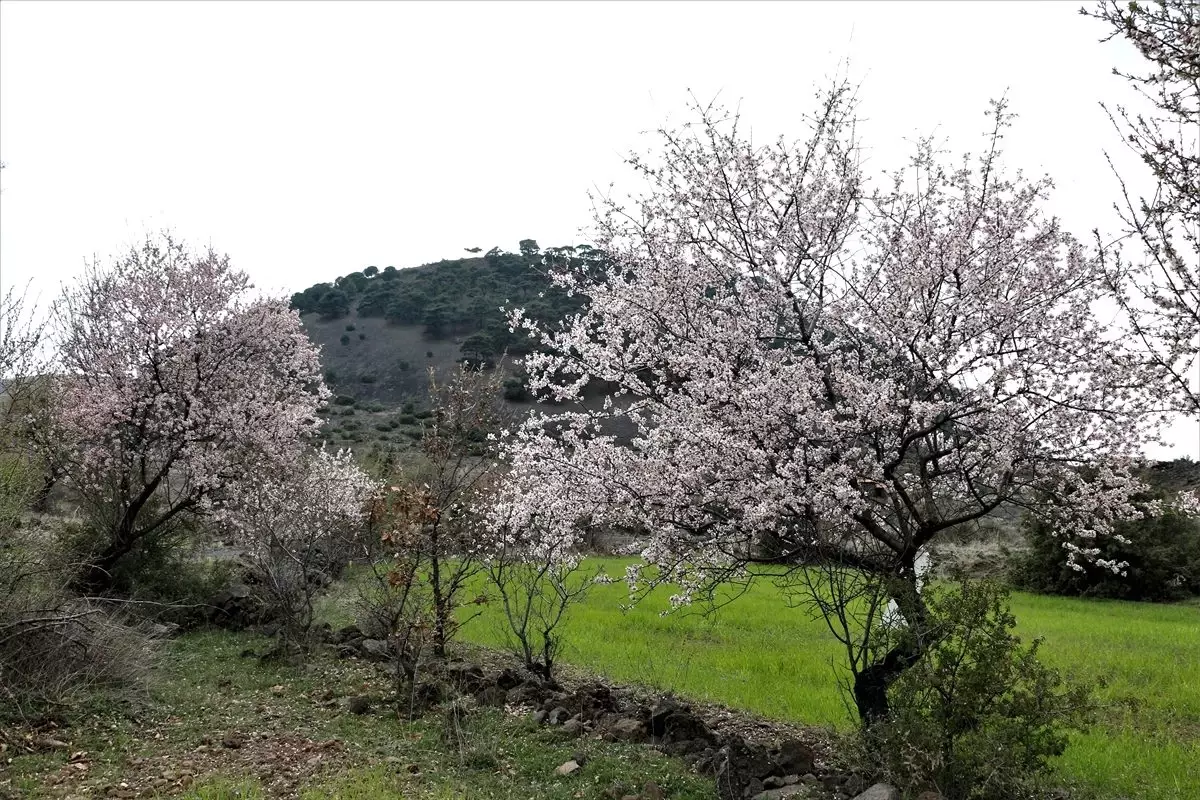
{"left": 1, "top": 0, "right": 1196, "bottom": 456}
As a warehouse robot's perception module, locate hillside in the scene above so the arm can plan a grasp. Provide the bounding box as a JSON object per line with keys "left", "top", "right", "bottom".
{"left": 292, "top": 240, "right": 606, "bottom": 408}
{"left": 291, "top": 242, "right": 1200, "bottom": 492}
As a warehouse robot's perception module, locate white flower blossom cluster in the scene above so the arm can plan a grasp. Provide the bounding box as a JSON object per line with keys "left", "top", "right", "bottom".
{"left": 487, "top": 89, "right": 1187, "bottom": 605}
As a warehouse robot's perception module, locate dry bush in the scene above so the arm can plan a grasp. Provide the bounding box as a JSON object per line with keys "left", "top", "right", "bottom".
{"left": 0, "top": 537, "right": 156, "bottom": 724}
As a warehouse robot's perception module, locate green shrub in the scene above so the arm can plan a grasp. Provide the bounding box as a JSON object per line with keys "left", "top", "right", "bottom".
{"left": 333, "top": 395, "right": 356, "bottom": 406}
{"left": 53, "top": 516, "right": 232, "bottom": 629}
{"left": 864, "top": 579, "right": 1093, "bottom": 800}
{"left": 345, "top": 324, "right": 356, "bottom": 332}
{"left": 358, "top": 333, "right": 366, "bottom": 341}
{"left": 375, "top": 423, "right": 391, "bottom": 432}
{"left": 361, "top": 375, "right": 377, "bottom": 384}
{"left": 1013, "top": 505, "right": 1200, "bottom": 601}
{"left": 396, "top": 413, "right": 416, "bottom": 425}
{"left": 502, "top": 376, "right": 531, "bottom": 402}
{"left": 0, "top": 454, "right": 39, "bottom": 531}
{"left": 340, "top": 334, "right": 350, "bottom": 346}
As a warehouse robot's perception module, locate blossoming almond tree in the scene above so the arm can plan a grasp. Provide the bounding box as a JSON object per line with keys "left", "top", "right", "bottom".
{"left": 224, "top": 446, "right": 376, "bottom": 652}
{"left": 53, "top": 233, "right": 329, "bottom": 595}
{"left": 492, "top": 84, "right": 1172, "bottom": 723}
{"left": 1085, "top": 0, "right": 1199, "bottom": 414}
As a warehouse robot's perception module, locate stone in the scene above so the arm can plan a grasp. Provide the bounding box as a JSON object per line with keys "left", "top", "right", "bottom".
{"left": 494, "top": 667, "right": 523, "bottom": 690}
{"left": 548, "top": 706, "right": 570, "bottom": 725}
{"left": 656, "top": 704, "right": 716, "bottom": 746}
{"left": 332, "top": 624, "right": 364, "bottom": 644}
{"left": 715, "top": 737, "right": 775, "bottom": 800}
{"left": 506, "top": 684, "right": 545, "bottom": 705}
{"left": 772, "top": 739, "right": 815, "bottom": 776}
{"left": 643, "top": 780, "right": 665, "bottom": 800}
{"left": 554, "top": 759, "right": 581, "bottom": 776}
{"left": 605, "top": 781, "right": 631, "bottom": 799}
{"left": 752, "top": 787, "right": 810, "bottom": 800}
{"left": 851, "top": 785, "right": 899, "bottom": 800}
{"left": 648, "top": 697, "right": 681, "bottom": 736}
{"left": 844, "top": 775, "right": 869, "bottom": 796}
{"left": 532, "top": 709, "right": 548, "bottom": 724}
{"left": 605, "top": 717, "right": 645, "bottom": 742}
{"left": 445, "top": 661, "right": 486, "bottom": 692}
{"left": 561, "top": 717, "right": 583, "bottom": 736}
{"left": 347, "top": 695, "right": 371, "bottom": 715}
{"left": 475, "top": 685, "right": 508, "bottom": 707}
{"left": 359, "top": 639, "right": 391, "bottom": 661}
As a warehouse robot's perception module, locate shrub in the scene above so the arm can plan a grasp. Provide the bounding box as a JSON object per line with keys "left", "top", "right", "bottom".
{"left": 863, "top": 578, "right": 1093, "bottom": 800}
{"left": 53, "top": 515, "right": 230, "bottom": 628}
{"left": 229, "top": 449, "right": 373, "bottom": 655}
{"left": 485, "top": 539, "right": 602, "bottom": 680}
{"left": 397, "top": 413, "right": 416, "bottom": 425}
{"left": 1013, "top": 504, "right": 1200, "bottom": 601}
{"left": 361, "top": 375, "right": 377, "bottom": 384}
{"left": 0, "top": 453, "right": 39, "bottom": 532}
{"left": 2, "top": 525, "right": 157, "bottom": 723}
{"left": 340, "top": 334, "right": 351, "bottom": 346}
{"left": 345, "top": 324, "right": 356, "bottom": 332}
{"left": 1, "top": 597, "right": 156, "bottom": 724}
{"left": 358, "top": 333, "right": 366, "bottom": 341}
{"left": 324, "top": 370, "right": 337, "bottom": 383}
{"left": 333, "top": 395, "right": 356, "bottom": 406}
{"left": 375, "top": 422, "right": 391, "bottom": 432}
{"left": 502, "top": 376, "right": 531, "bottom": 402}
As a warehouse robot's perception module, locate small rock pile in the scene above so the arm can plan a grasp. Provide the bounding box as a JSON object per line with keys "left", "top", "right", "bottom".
{"left": 326, "top": 627, "right": 901, "bottom": 800}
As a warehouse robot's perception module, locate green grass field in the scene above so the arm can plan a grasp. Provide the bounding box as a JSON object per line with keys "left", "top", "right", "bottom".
{"left": 451, "top": 558, "right": 1200, "bottom": 800}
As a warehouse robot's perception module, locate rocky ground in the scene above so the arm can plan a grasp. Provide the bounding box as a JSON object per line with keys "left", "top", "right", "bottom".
{"left": 1, "top": 624, "right": 907, "bottom": 800}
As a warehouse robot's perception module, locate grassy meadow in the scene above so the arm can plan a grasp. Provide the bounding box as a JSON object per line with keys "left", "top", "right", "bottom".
{"left": 439, "top": 558, "right": 1200, "bottom": 800}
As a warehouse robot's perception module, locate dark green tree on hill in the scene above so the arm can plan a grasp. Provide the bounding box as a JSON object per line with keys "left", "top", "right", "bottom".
{"left": 289, "top": 240, "right": 593, "bottom": 353}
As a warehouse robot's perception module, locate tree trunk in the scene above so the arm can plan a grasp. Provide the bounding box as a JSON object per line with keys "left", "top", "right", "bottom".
{"left": 430, "top": 547, "right": 447, "bottom": 658}
{"left": 852, "top": 575, "right": 931, "bottom": 726}
{"left": 68, "top": 527, "right": 138, "bottom": 596}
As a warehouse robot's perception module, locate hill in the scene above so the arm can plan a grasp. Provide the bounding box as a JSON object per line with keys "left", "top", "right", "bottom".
{"left": 292, "top": 240, "right": 621, "bottom": 455}
{"left": 291, "top": 239, "right": 602, "bottom": 406}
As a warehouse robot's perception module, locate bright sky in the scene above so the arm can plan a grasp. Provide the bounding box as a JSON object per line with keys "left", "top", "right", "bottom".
{"left": 1, "top": 0, "right": 1196, "bottom": 456}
